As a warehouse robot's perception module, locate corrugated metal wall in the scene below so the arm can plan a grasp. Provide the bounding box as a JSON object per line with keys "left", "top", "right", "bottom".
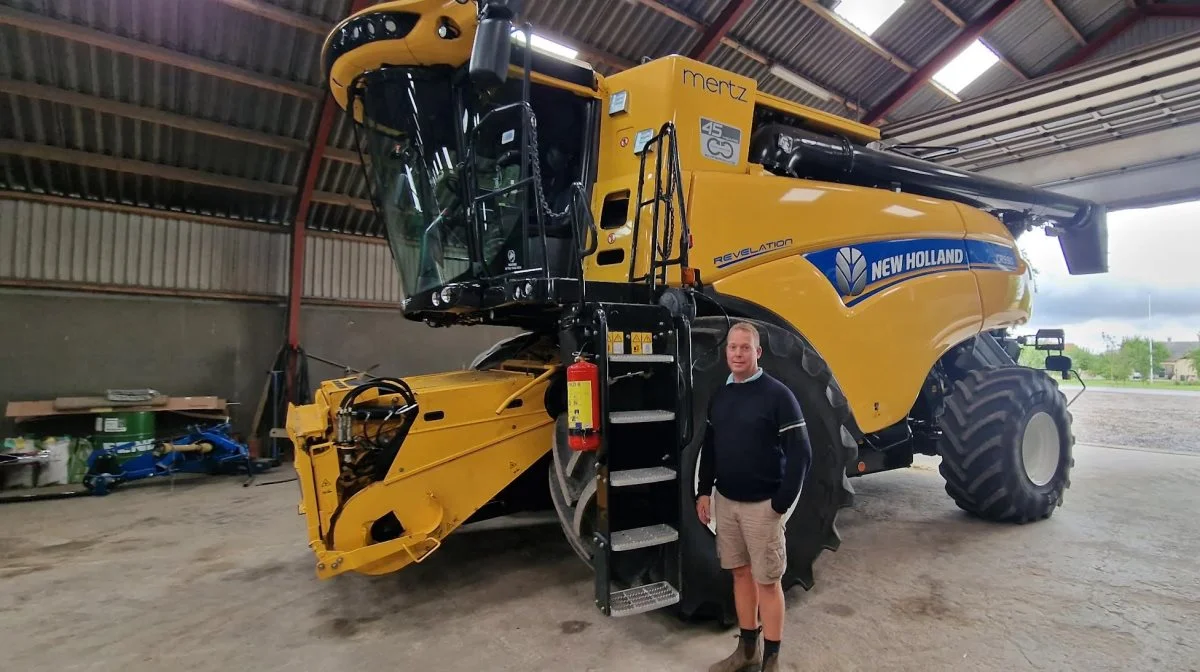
{"left": 303, "top": 234, "right": 402, "bottom": 304}
{"left": 0, "top": 196, "right": 402, "bottom": 304}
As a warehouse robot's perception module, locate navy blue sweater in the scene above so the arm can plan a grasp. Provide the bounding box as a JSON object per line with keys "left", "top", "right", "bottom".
{"left": 696, "top": 370, "right": 813, "bottom": 514}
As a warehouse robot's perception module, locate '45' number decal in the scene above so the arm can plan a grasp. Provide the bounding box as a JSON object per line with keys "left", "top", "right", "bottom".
{"left": 699, "top": 118, "right": 742, "bottom": 166}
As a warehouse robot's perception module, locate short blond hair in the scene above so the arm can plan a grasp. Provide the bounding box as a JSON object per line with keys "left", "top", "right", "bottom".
{"left": 728, "top": 321, "right": 760, "bottom": 347}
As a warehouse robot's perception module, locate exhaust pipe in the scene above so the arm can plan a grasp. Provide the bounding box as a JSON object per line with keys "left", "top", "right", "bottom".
{"left": 751, "top": 124, "right": 1108, "bottom": 274}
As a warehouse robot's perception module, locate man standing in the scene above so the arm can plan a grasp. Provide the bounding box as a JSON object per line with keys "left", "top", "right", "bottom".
{"left": 696, "top": 322, "right": 812, "bottom": 672}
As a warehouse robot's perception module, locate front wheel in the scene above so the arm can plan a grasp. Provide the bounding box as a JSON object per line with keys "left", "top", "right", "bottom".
{"left": 936, "top": 366, "right": 1075, "bottom": 523}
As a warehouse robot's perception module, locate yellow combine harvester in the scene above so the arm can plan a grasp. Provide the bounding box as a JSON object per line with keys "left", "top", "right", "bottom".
{"left": 287, "top": 0, "right": 1107, "bottom": 620}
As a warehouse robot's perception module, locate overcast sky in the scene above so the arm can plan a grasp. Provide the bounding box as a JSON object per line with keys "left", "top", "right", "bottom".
{"left": 1019, "top": 199, "right": 1200, "bottom": 352}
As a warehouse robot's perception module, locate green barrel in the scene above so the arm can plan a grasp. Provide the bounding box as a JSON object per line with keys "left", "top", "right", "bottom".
{"left": 92, "top": 411, "right": 156, "bottom": 464}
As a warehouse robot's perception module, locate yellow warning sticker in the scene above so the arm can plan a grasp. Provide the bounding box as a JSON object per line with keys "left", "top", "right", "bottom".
{"left": 631, "top": 331, "right": 653, "bottom": 355}
{"left": 607, "top": 331, "right": 626, "bottom": 354}
{"left": 567, "top": 380, "right": 594, "bottom": 430}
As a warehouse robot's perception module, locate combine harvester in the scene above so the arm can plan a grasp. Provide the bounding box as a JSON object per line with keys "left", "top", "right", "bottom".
{"left": 286, "top": 0, "right": 1107, "bottom": 621}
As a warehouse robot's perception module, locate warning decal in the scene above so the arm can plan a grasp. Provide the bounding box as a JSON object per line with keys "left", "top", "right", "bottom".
{"left": 607, "top": 331, "right": 626, "bottom": 354}
{"left": 700, "top": 117, "right": 741, "bottom": 166}
{"left": 567, "top": 380, "right": 594, "bottom": 431}
{"left": 631, "top": 332, "right": 654, "bottom": 355}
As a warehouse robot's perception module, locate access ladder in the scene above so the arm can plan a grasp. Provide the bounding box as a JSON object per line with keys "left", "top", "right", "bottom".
{"left": 581, "top": 301, "right": 693, "bottom": 617}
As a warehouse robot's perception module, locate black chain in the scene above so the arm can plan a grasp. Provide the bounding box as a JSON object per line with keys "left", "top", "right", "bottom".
{"left": 524, "top": 105, "right": 570, "bottom": 222}
{"left": 522, "top": 103, "right": 596, "bottom": 256}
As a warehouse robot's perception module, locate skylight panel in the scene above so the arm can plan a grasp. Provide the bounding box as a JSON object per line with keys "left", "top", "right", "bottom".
{"left": 932, "top": 39, "right": 1000, "bottom": 94}
{"left": 833, "top": 0, "right": 905, "bottom": 36}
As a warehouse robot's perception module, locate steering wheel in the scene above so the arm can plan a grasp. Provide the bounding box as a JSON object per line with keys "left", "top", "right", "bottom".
{"left": 496, "top": 149, "right": 522, "bottom": 169}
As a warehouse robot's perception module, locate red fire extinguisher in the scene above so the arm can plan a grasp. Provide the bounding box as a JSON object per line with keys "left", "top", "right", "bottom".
{"left": 566, "top": 356, "right": 601, "bottom": 452}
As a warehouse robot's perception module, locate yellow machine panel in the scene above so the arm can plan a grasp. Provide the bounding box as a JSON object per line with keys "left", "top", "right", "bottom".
{"left": 288, "top": 367, "right": 556, "bottom": 578}
{"left": 585, "top": 56, "right": 883, "bottom": 286}
{"left": 325, "top": 0, "right": 478, "bottom": 111}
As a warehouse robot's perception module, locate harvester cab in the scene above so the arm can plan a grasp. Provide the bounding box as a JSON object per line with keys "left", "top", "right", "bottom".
{"left": 287, "top": 0, "right": 1108, "bottom": 623}
{"left": 341, "top": 0, "right": 603, "bottom": 331}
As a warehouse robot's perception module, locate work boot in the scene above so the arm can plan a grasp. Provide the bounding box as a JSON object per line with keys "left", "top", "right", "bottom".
{"left": 708, "top": 629, "right": 763, "bottom": 672}
{"left": 762, "top": 653, "right": 782, "bottom": 671}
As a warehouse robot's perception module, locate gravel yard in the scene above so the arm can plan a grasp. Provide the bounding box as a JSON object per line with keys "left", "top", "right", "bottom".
{"left": 1062, "top": 387, "right": 1200, "bottom": 453}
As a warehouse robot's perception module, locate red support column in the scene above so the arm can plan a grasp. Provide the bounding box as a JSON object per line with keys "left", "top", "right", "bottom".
{"left": 286, "top": 0, "right": 372, "bottom": 401}
{"left": 863, "top": 0, "right": 1022, "bottom": 125}
{"left": 1143, "top": 4, "right": 1200, "bottom": 18}
{"left": 287, "top": 104, "right": 337, "bottom": 349}
{"left": 688, "top": 0, "right": 754, "bottom": 62}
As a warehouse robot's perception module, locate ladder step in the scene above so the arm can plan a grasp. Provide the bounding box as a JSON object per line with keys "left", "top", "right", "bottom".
{"left": 610, "top": 466, "right": 676, "bottom": 487}
{"left": 610, "top": 581, "right": 680, "bottom": 617}
{"left": 611, "top": 524, "right": 678, "bottom": 551}
{"left": 609, "top": 353, "right": 674, "bottom": 363}
{"left": 610, "top": 410, "right": 675, "bottom": 424}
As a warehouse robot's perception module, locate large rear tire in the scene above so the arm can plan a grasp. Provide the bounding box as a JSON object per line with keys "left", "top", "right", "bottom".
{"left": 675, "top": 317, "right": 859, "bottom": 622}
{"left": 936, "top": 366, "right": 1075, "bottom": 523}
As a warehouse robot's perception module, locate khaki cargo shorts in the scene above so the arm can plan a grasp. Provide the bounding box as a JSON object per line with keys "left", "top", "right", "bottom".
{"left": 714, "top": 490, "right": 787, "bottom": 585}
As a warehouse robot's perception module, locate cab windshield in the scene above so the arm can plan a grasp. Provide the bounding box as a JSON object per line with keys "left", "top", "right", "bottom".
{"left": 357, "top": 66, "right": 591, "bottom": 301}
{"left": 359, "top": 68, "right": 472, "bottom": 297}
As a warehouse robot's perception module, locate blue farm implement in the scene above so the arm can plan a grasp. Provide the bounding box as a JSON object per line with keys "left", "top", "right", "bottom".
{"left": 83, "top": 423, "right": 274, "bottom": 495}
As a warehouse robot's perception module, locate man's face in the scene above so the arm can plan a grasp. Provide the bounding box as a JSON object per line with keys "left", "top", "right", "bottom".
{"left": 725, "top": 329, "right": 761, "bottom": 378}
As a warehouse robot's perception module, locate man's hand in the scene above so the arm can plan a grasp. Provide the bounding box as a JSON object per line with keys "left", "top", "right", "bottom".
{"left": 696, "top": 495, "right": 712, "bottom": 525}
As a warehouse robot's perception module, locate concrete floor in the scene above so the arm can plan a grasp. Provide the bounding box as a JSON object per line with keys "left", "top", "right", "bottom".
{"left": 2, "top": 443, "right": 1198, "bottom": 672}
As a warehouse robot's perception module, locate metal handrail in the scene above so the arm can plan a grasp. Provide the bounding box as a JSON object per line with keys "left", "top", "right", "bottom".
{"left": 628, "top": 122, "right": 691, "bottom": 292}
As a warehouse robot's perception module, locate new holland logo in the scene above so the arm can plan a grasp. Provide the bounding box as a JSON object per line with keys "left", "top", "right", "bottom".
{"left": 835, "top": 247, "right": 867, "bottom": 296}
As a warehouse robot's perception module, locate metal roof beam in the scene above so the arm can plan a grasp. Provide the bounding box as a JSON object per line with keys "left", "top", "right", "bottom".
{"left": 1143, "top": 4, "right": 1200, "bottom": 18}
{"left": 882, "top": 32, "right": 1200, "bottom": 145}
{"left": 324, "top": 147, "right": 363, "bottom": 164}
{"left": 926, "top": 0, "right": 1029, "bottom": 79}
{"left": 0, "top": 78, "right": 309, "bottom": 153}
{"left": 287, "top": 0, "right": 373, "bottom": 350}
{"left": 623, "top": 0, "right": 867, "bottom": 114}
{"left": 928, "top": 0, "right": 966, "bottom": 27}
{"left": 689, "top": 0, "right": 755, "bottom": 61}
{"left": 796, "top": 0, "right": 972, "bottom": 102}
{"left": 0, "top": 5, "right": 323, "bottom": 101}
{"left": 1052, "top": 9, "right": 1142, "bottom": 72}
{"left": 0, "top": 140, "right": 298, "bottom": 197}
{"left": 311, "top": 191, "right": 374, "bottom": 211}
{"left": 206, "top": 0, "right": 331, "bottom": 34}
{"left": 626, "top": 0, "right": 703, "bottom": 30}
{"left": 980, "top": 124, "right": 1200, "bottom": 185}
{"left": 864, "top": 0, "right": 1022, "bottom": 125}
{"left": 1043, "top": 0, "right": 1086, "bottom": 46}
{"left": 0, "top": 78, "right": 360, "bottom": 167}
{"left": 796, "top": 0, "right": 916, "bottom": 73}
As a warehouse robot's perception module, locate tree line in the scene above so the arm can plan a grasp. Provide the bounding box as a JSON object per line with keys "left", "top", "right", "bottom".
{"left": 1018, "top": 336, "right": 1200, "bottom": 381}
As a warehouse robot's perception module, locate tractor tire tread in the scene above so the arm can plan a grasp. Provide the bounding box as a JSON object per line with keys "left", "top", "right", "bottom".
{"left": 936, "top": 366, "right": 1074, "bottom": 523}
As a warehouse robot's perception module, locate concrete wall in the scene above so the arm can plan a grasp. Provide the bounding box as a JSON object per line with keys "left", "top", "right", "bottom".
{"left": 0, "top": 289, "right": 518, "bottom": 436}
{"left": 0, "top": 195, "right": 521, "bottom": 439}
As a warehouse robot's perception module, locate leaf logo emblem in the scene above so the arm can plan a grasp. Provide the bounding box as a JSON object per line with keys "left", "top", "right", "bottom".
{"left": 834, "top": 247, "right": 867, "bottom": 296}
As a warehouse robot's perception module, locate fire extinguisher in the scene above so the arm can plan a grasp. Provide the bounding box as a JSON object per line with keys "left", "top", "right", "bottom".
{"left": 566, "top": 356, "right": 601, "bottom": 452}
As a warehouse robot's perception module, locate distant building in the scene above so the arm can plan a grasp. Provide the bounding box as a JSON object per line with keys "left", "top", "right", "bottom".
{"left": 1161, "top": 340, "right": 1199, "bottom": 383}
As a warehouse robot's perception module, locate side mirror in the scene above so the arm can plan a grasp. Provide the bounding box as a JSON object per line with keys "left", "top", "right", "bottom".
{"left": 469, "top": 0, "right": 525, "bottom": 88}
{"left": 1045, "top": 355, "right": 1072, "bottom": 374}
{"left": 469, "top": 18, "right": 512, "bottom": 88}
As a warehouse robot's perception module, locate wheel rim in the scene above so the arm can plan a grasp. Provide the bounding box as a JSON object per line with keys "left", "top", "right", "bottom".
{"left": 1021, "top": 411, "right": 1060, "bottom": 487}
{"left": 549, "top": 418, "right": 597, "bottom": 565}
